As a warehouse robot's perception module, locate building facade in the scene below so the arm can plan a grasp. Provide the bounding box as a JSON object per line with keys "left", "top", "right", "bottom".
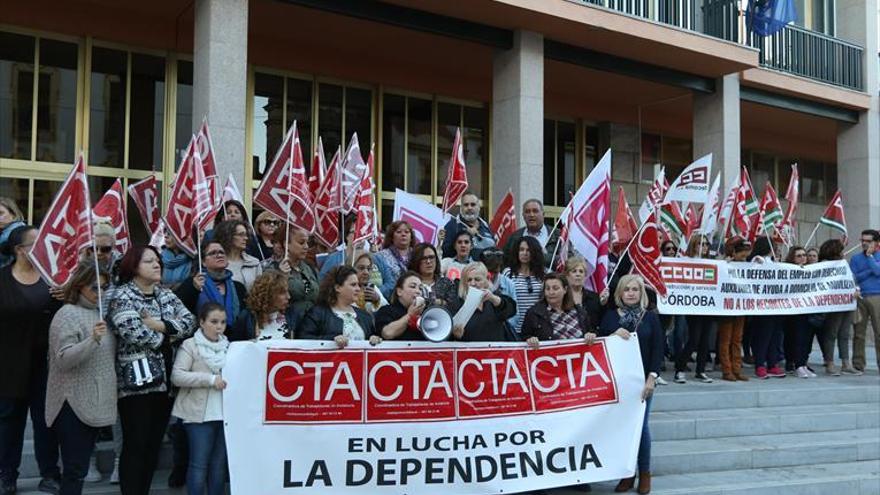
{"left": 1, "top": 0, "right": 877, "bottom": 244}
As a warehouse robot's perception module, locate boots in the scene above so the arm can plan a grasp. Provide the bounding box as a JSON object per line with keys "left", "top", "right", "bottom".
{"left": 615, "top": 475, "right": 636, "bottom": 492}
{"left": 638, "top": 471, "right": 652, "bottom": 494}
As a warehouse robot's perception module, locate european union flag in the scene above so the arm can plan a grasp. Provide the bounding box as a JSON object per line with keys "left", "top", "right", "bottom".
{"left": 746, "top": 0, "right": 798, "bottom": 36}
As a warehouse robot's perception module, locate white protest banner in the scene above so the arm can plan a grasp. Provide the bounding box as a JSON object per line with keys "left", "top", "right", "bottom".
{"left": 392, "top": 189, "right": 449, "bottom": 245}
{"left": 657, "top": 258, "right": 857, "bottom": 316}
{"left": 223, "top": 338, "right": 647, "bottom": 495}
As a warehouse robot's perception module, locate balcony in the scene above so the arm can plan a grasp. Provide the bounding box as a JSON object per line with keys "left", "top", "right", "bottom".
{"left": 579, "top": 0, "right": 865, "bottom": 91}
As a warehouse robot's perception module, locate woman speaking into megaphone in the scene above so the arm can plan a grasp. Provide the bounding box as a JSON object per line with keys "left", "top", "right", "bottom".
{"left": 374, "top": 271, "right": 429, "bottom": 341}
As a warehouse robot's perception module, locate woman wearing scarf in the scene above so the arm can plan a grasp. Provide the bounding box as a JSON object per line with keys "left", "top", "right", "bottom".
{"left": 174, "top": 241, "right": 246, "bottom": 326}
{"left": 599, "top": 274, "right": 663, "bottom": 495}
{"left": 171, "top": 303, "right": 230, "bottom": 495}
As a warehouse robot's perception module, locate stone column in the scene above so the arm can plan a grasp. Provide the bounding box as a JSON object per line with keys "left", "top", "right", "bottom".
{"left": 491, "top": 30, "right": 544, "bottom": 214}
{"left": 836, "top": 0, "right": 880, "bottom": 232}
{"left": 693, "top": 74, "right": 741, "bottom": 193}
{"left": 193, "top": 0, "right": 248, "bottom": 195}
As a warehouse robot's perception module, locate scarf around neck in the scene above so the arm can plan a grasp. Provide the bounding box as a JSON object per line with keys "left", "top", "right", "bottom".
{"left": 198, "top": 269, "right": 240, "bottom": 326}
{"left": 619, "top": 304, "right": 644, "bottom": 333}
{"left": 193, "top": 329, "right": 229, "bottom": 374}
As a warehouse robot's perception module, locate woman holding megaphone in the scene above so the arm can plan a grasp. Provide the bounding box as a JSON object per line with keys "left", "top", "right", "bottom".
{"left": 374, "top": 271, "right": 428, "bottom": 341}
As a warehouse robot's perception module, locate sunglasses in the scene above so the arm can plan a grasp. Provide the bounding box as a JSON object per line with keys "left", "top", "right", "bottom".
{"left": 91, "top": 246, "right": 113, "bottom": 254}
{"left": 205, "top": 250, "right": 226, "bottom": 257}
{"left": 263, "top": 220, "right": 280, "bottom": 226}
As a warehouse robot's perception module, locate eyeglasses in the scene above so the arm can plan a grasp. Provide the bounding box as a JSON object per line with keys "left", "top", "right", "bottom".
{"left": 420, "top": 255, "right": 437, "bottom": 262}
{"left": 205, "top": 250, "right": 226, "bottom": 257}
{"left": 90, "top": 283, "right": 111, "bottom": 291}
{"left": 91, "top": 246, "right": 113, "bottom": 254}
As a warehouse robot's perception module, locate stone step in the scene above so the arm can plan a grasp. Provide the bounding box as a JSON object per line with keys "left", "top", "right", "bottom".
{"left": 15, "top": 469, "right": 187, "bottom": 495}
{"left": 652, "top": 401, "right": 880, "bottom": 441}
{"left": 572, "top": 460, "right": 880, "bottom": 495}
{"left": 16, "top": 441, "right": 173, "bottom": 480}
{"left": 651, "top": 379, "right": 879, "bottom": 412}
{"left": 651, "top": 428, "right": 880, "bottom": 476}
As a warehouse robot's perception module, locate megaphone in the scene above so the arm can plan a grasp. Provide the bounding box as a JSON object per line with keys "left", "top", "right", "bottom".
{"left": 418, "top": 305, "right": 453, "bottom": 342}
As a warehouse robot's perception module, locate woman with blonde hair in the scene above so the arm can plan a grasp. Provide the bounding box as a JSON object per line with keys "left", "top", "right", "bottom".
{"left": 598, "top": 274, "right": 663, "bottom": 494}
{"left": 229, "top": 271, "right": 297, "bottom": 341}
{"left": 247, "top": 211, "right": 280, "bottom": 261}
{"left": 351, "top": 250, "right": 387, "bottom": 314}
{"left": 563, "top": 255, "right": 605, "bottom": 329}
{"left": 450, "top": 262, "right": 516, "bottom": 342}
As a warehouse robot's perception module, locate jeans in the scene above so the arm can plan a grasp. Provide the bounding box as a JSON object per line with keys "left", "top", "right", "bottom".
{"left": 751, "top": 316, "right": 783, "bottom": 369}
{"left": 184, "top": 421, "right": 227, "bottom": 495}
{"left": 822, "top": 311, "right": 853, "bottom": 363}
{"left": 637, "top": 395, "right": 653, "bottom": 473}
{"left": 0, "top": 362, "right": 60, "bottom": 485}
{"left": 52, "top": 403, "right": 99, "bottom": 495}
{"left": 675, "top": 316, "right": 712, "bottom": 374}
{"left": 118, "top": 393, "right": 172, "bottom": 495}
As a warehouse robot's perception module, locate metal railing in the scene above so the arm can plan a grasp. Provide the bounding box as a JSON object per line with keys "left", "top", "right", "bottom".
{"left": 579, "top": 0, "right": 865, "bottom": 91}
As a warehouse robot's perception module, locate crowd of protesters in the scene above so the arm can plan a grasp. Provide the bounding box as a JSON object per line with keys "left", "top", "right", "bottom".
{"left": 0, "top": 192, "right": 876, "bottom": 495}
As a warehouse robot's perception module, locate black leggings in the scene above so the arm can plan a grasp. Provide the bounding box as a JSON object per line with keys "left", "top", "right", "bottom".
{"left": 676, "top": 316, "right": 712, "bottom": 374}
{"left": 118, "top": 393, "right": 172, "bottom": 495}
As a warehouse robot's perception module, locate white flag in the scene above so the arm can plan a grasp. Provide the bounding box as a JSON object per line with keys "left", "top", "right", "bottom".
{"left": 639, "top": 167, "right": 666, "bottom": 224}
{"left": 698, "top": 174, "right": 722, "bottom": 236}
{"left": 664, "top": 153, "right": 713, "bottom": 204}
{"left": 222, "top": 173, "right": 244, "bottom": 204}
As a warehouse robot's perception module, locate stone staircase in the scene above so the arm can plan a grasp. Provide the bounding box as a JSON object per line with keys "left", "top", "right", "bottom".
{"left": 12, "top": 350, "right": 880, "bottom": 494}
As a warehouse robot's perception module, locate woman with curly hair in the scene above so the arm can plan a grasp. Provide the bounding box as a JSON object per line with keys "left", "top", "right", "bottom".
{"left": 212, "top": 220, "right": 262, "bottom": 292}
{"left": 296, "top": 266, "right": 379, "bottom": 348}
{"left": 374, "top": 221, "right": 415, "bottom": 299}
{"left": 229, "top": 271, "right": 298, "bottom": 341}
{"left": 501, "top": 236, "right": 545, "bottom": 333}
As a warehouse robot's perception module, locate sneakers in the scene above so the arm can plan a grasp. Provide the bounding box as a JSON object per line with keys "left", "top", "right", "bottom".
{"left": 841, "top": 367, "right": 863, "bottom": 376}
{"left": 756, "top": 366, "right": 768, "bottom": 379}
{"left": 673, "top": 371, "right": 687, "bottom": 384}
{"left": 109, "top": 457, "right": 120, "bottom": 484}
{"left": 695, "top": 372, "right": 714, "bottom": 383}
{"left": 768, "top": 366, "right": 786, "bottom": 378}
{"left": 37, "top": 477, "right": 60, "bottom": 495}
{"left": 796, "top": 366, "right": 810, "bottom": 379}
{"left": 805, "top": 368, "right": 817, "bottom": 378}
{"left": 655, "top": 376, "right": 668, "bottom": 386}
{"left": 84, "top": 457, "right": 102, "bottom": 483}
{"left": 825, "top": 363, "right": 840, "bottom": 376}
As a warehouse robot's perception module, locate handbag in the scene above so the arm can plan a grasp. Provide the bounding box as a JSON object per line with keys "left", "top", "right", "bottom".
{"left": 119, "top": 352, "right": 165, "bottom": 391}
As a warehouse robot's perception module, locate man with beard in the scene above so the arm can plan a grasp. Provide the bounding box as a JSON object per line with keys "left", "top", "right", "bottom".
{"left": 441, "top": 191, "right": 495, "bottom": 260}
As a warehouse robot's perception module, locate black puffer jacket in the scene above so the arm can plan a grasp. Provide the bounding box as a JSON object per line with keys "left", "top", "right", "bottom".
{"left": 295, "top": 305, "right": 376, "bottom": 340}
{"left": 520, "top": 302, "right": 592, "bottom": 341}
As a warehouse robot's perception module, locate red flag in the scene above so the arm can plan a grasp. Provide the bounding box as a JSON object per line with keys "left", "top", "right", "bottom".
{"left": 779, "top": 164, "right": 799, "bottom": 244}
{"left": 93, "top": 179, "right": 131, "bottom": 255}
{"left": 164, "top": 137, "right": 200, "bottom": 256}
{"left": 309, "top": 137, "right": 326, "bottom": 203}
{"left": 28, "top": 154, "right": 92, "bottom": 287}
{"left": 489, "top": 190, "right": 516, "bottom": 248}
{"left": 684, "top": 204, "right": 700, "bottom": 239}
{"left": 611, "top": 186, "right": 638, "bottom": 255}
{"left": 127, "top": 175, "right": 160, "bottom": 234}
{"left": 192, "top": 150, "right": 214, "bottom": 225}
{"left": 195, "top": 119, "right": 221, "bottom": 230}
{"left": 566, "top": 150, "right": 611, "bottom": 293}
{"left": 627, "top": 211, "right": 667, "bottom": 297}
{"left": 819, "top": 190, "right": 847, "bottom": 242}
{"left": 352, "top": 145, "right": 376, "bottom": 245}
{"left": 339, "top": 133, "right": 367, "bottom": 214}
{"left": 253, "top": 122, "right": 316, "bottom": 234}
{"left": 149, "top": 219, "right": 166, "bottom": 250}
{"left": 441, "top": 127, "right": 469, "bottom": 215}
{"left": 313, "top": 147, "right": 342, "bottom": 248}
{"left": 727, "top": 167, "right": 760, "bottom": 242}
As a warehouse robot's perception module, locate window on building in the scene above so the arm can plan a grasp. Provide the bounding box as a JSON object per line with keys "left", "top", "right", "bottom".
{"left": 251, "top": 72, "right": 284, "bottom": 180}
{"left": 640, "top": 133, "right": 692, "bottom": 182}
{"left": 543, "top": 120, "right": 576, "bottom": 207}
{"left": 1, "top": 32, "right": 79, "bottom": 163}
{"left": 793, "top": 0, "right": 836, "bottom": 36}
{"left": 742, "top": 149, "right": 836, "bottom": 204}
{"left": 128, "top": 54, "right": 165, "bottom": 171}
{"left": 175, "top": 60, "right": 193, "bottom": 161}
{"left": 436, "top": 103, "right": 488, "bottom": 203}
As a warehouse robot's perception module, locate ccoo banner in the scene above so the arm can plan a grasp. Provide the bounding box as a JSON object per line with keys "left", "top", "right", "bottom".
{"left": 223, "top": 338, "right": 648, "bottom": 495}
{"left": 657, "top": 258, "right": 857, "bottom": 316}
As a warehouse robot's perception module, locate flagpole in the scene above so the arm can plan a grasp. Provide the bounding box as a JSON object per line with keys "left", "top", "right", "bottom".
{"left": 90, "top": 221, "right": 104, "bottom": 321}
{"left": 844, "top": 243, "right": 861, "bottom": 256}
{"left": 337, "top": 145, "right": 347, "bottom": 265}
{"left": 804, "top": 223, "right": 821, "bottom": 248}
{"left": 196, "top": 212, "right": 203, "bottom": 274}
{"left": 606, "top": 219, "right": 650, "bottom": 286}
{"left": 284, "top": 138, "right": 294, "bottom": 260}
{"left": 548, "top": 234, "right": 563, "bottom": 272}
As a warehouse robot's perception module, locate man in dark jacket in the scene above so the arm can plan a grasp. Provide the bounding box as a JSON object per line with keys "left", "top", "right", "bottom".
{"left": 503, "top": 199, "right": 561, "bottom": 269}
{"left": 441, "top": 192, "right": 495, "bottom": 260}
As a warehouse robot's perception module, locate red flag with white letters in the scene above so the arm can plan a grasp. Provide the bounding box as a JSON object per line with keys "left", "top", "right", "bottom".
{"left": 611, "top": 186, "right": 638, "bottom": 255}
{"left": 313, "top": 147, "right": 342, "bottom": 248}
{"left": 627, "top": 211, "right": 667, "bottom": 297}
{"left": 309, "top": 137, "right": 326, "bottom": 203}
{"left": 352, "top": 145, "right": 376, "bottom": 245}
{"left": 339, "top": 133, "right": 367, "bottom": 214}
{"left": 441, "top": 127, "right": 469, "bottom": 215}
{"left": 195, "top": 118, "right": 221, "bottom": 230}
{"left": 489, "top": 190, "right": 516, "bottom": 248}
{"left": 28, "top": 154, "right": 93, "bottom": 287}
{"left": 127, "top": 175, "right": 160, "bottom": 235}
{"left": 253, "top": 122, "right": 316, "bottom": 233}
{"left": 164, "top": 137, "right": 200, "bottom": 256}
{"left": 93, "top": 178, "right": 130, "bottom": 255}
